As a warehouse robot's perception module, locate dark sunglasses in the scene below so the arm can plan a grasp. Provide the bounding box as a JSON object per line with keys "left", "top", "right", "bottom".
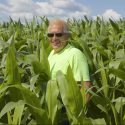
{"left": 47, "top": 32, "right": 64, "bottom": 38}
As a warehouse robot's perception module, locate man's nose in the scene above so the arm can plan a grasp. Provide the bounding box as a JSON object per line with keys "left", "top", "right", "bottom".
{"left": 52, "top": 34, "right": 58, "bottom": 39}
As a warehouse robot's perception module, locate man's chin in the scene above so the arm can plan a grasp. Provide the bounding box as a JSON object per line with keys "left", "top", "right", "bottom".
{"left": 52, "top": 43, "right": 66, "bottom": 52}
{"left": 52, "top": 44, "right": 61, "bottom": 49}
{"left": 53, "top": 46, "right": 63, "bottom": 53}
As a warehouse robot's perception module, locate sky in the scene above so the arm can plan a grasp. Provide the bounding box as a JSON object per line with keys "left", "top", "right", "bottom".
{"left": 0, "top": 0, "right": 125, "bottom": 22}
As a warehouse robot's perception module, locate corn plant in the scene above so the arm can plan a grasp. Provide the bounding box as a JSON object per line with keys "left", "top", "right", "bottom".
{"left": 0, "top": 16, "right": 125, "bottom": 125}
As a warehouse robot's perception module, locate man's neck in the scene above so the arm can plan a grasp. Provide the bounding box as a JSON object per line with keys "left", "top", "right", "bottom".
{"left": 54, "top": 43, "right": 68, "bottom": 54}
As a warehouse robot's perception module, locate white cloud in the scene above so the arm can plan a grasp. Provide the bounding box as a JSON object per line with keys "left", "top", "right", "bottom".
{"left": 0, "top": 0, "right": 38, "bottom": 21}
{"left": 0, "top": 3, "right": 9, "bottom": 12}
{"left": 49, "top": 0, "right": 91, "bottom": 18}
{"left": 1, "top": 0, "right": 122, "bottom": 22}
{"left": 50, "top": 0, "right": 74, "bottom": 8}
{"left": 36, "top": 2, "right": 65, "bottom": 16}
{"left": 101, "top": 9, "right": 122, "bottom": 20}
{"left": 11, "top": 12, "right": 33, "bottom": 21}
{"left": 0, "top": 0, "right": 91, "bottom": 21}
{"left": 0, "top": 3, "right": 10, "bottom": 21}
{"left": 68, "top": 11, "right": 88, "bottom": 19}
{"left": 8, "top": 0, "right": 32, "bottom": 12}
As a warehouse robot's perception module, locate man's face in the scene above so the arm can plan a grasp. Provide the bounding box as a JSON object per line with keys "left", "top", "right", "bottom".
{"left": 47, "top": 23, "right": 68, "bottom": 53}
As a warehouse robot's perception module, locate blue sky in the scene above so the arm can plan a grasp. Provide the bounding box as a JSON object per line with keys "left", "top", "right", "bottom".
{"left": 0, "top": 0, "right": 125, "bottom": 22}
{"left": 79, "top": 0, "right": 125, "bottom": 17}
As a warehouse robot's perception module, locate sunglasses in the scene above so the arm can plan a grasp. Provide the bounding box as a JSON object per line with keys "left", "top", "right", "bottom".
{"left": 47, "top": 32, "right": 64, "bottom": 38}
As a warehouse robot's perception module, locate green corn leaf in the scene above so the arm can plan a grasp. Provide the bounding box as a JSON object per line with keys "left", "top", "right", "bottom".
{"left": 109, "top": 68, "right": 125, "bottom": 81}
{"left": 115, "top": 49, "right": 124, "bottom": 59}
{"left": 45, "top": 80, "right": 59, "bottom": 124}
{"left": 123, "top": 114, "right": 125, "bottom": 121}
{"left": 26, "top": 103, "right": 49, "bottom": 124}
{"left": 110, "top": 103, "right": 119, "bottom": 125}
{"left": 32, "top": 61, "right": 43, "bottom": 74}
{"left": 7, "top": 111, "right": 13, "bottom": 125}
{"left": 109, "top": 19, "right": 120, "bottom": 34}
{"left": 92, "top": 95, "right": 108, "bottom": 110}
{"left": 80, "top": 36, "right": 95, "bottom": 74}
{"left": 5, "top": 35, "right": 20, "bottom": 84}
{"left": 91, "top": 118, "right": 106, "bottom": 125}
{"left": 0, "top": 100, "right": 24, "bottom": 118}
{"left": 30, "top": 74, "right": 39, "bottom": 91}
{"left": 109, "top": 59, "right": 121, "bottom": 69}
{"left": 27, "top": 119, "right": 37, "bottom": 125}
{"left": 31, "top": 41, "right": 50, "bottom": 82}
{"left": 99, "top": 57, "right": 108, "bottom": 97}
{"left": 40, "top": 40, "right": 50, "bottom": 78}
{"left": 56, "top": 66, "right": 84, "bottom": 123}
{"left": 112, "top": 97, "right": 125, "bottom": 114}
{"left": 20, "top": 108, "right": 30, "bottom": 124}
{"left": 0, "top": 84, "right": 50, "bottom": 124}
{"left": 31, "top": 61, "right": 49, "bottom": 82}
{"left": 16, "top": 85, "right": 41, "bottom": 108}
{"left": 24, "top": 54, "right": 39, "bottom": 64}
{"left": 96, "top": 46, "right": 108, "bottom": 58}
{"left": 12, "top": 104, "right": 24, "bottom": 124}
{"left": 0, "top": 84, "right": 41, "bottom": 111}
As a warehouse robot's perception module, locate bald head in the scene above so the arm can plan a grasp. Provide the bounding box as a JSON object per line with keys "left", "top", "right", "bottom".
{"left": 48, "top": 19, "right": 69, "bottom": 33}
{"left": 47, "top": 19, "right": 70, "bottom": 53}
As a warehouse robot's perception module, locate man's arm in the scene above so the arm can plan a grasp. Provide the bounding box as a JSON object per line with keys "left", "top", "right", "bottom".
{"left": 84, "top": 81, "right": 93, "bottom": 102}
{"left": 79, "top": 81, "right": 92, "bottom": 103}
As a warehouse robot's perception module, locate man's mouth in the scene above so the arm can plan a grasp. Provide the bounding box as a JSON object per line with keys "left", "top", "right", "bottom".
{"left": 52, "top": 41, "right": 61, "bottom": 46}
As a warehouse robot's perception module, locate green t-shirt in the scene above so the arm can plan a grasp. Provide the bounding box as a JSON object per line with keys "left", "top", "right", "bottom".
{"left": 48, "top": 43, "right": 90, "bottom": 81}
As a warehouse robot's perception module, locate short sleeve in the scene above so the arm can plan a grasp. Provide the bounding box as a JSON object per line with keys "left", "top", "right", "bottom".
{"left": 70, "top": 49, "right": 90, "bottom": 81}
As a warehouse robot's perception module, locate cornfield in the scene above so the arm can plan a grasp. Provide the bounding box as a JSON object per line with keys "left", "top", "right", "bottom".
{"left": 0, "top": 16, "right": 125, "bottom": 125}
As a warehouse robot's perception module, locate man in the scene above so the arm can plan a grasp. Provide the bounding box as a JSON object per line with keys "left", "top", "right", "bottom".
{"left": 47, "top": 19, "right": 92, "bottom": 102}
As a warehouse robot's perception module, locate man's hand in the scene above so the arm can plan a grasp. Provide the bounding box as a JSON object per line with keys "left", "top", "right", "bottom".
{"left": 81, "top": 81, "right": 93, "bottom": 103}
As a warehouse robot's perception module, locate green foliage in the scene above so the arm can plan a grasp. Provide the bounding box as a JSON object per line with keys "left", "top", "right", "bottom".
{"left": 45, "top": 80, "right": 59, "bottom": 124}
{"left": 0, "top": 16, "right": 125, "bottom": 124}
{"left": 56, "top": 66, "right": 85, "bottom": 124}
{"left": 5, "top": 35, "right": 21, "bottom": 84}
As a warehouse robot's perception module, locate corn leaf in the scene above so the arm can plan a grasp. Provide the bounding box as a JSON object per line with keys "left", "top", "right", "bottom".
{"left": 5, "top": 35, "right": 20, "bottom": 84}
{"left": 80, "top": 36, "right": 95, "bottom": 74}
{"left": 91, "top": 118, "right": 106, "bottom": 125}
{"left": 12, "top": 104, "right": 24, "bottom": 124}
{"left": 110, "top": 103, "right": 119, "bottom": 125}
{"left": 46, "top": 80, "right": 59, "bottom": 124}
{"left": 109, "top": 19, "right": 120, "bottom": 34}
{"left": 99, "top": 57, "right": 108, "bottom": 97}
{"left": 56, "top": 66, "right": 84, "bottom": 123}
{"left": 109, "top": 68, "right": 125, "bottom": 81}
{"left": 0, "top": 84, "right": 50, "bottom": 124}
{"left": 40, "top": 40, "right": 50, "bottom": 78}
{"left": 0, "top": 100, "right": 24, "bottom": 118}
{"left": 7, "top": 112, "right": 13, "bottom": 125}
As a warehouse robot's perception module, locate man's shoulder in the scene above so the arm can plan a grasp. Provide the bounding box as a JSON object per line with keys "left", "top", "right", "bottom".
{"left": 68, "top": 45, "right": 87, "bottom": 60}
{"left": 69, "top": 45, "right": 83, "bottom": 55}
